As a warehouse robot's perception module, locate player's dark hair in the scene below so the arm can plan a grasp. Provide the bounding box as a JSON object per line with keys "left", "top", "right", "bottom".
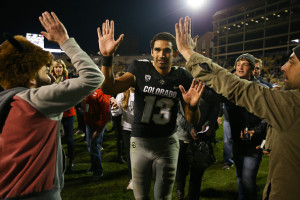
{"left": 150, "top": 32, "right": 177, "bottom": 52}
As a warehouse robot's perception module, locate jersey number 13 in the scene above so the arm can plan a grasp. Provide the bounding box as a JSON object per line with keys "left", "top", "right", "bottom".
{"left": 141, "top": 96, "right": 174, "bottom": 125}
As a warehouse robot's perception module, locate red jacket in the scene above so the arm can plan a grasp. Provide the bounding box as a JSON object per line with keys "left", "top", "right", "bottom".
{"left": 84, "top": 87, "right": 110, "bottom": 133}
{"left": 63, "top": 107, "right": 76, "bottom": 117}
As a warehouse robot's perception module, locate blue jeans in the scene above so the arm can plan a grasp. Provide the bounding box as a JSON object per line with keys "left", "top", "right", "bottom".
{"left": 86, "top": 124, "right": 106, "bottom": 174}
{"left": 75, "top": 106, "right": 86, "bottom": 133}
{"left": 223, "top": 120, "right": 234, "bottom": 166}
{"left": 233, "top": 151, "right": 262, "bottom": 200}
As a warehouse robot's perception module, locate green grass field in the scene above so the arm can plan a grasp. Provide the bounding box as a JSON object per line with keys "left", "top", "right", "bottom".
{"left": 61, "top": 121, "right": 269, "bottom": 200}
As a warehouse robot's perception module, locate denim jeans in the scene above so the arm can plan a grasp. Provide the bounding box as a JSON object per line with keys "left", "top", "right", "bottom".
{"left": 223, "top": 120, "right": 234, "bottom": 166}
{"left": 75, "top": 106, "right": 86, "bottom": 133}
{"left": 233, "top": 150, "right": 262, "bottom": 200}
{"left": 86, "top": 124, "right": 106, "bottom": 174}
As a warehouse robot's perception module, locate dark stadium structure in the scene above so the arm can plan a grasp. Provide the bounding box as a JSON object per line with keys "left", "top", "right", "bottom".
{"left": 211, "top": 0, "right": 300, "bottom": 69}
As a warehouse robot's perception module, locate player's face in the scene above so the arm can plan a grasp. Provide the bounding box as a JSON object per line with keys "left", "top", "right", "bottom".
{"left": 36, "top": 66, "right": 51, "bottom": 87}
{"left": 235, "top": 59, "right": 253, "bottom": 80}
{"left": 151, "top": 40, "right": 174, "bottom": 70}
{"left": 281, "top": 53, "right": 300, "bottom": 90}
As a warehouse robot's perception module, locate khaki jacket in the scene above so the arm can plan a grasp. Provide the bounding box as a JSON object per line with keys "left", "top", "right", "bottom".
{"left": 186, "top": 53, "right": 300, "bottom": 200}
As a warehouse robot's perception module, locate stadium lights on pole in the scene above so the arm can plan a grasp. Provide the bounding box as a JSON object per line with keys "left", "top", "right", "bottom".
{"left": 187, "top": 0, "right": 206, "bottom": 9}
{"left": 291, "top": 39, "right": 299, "bottom": 43}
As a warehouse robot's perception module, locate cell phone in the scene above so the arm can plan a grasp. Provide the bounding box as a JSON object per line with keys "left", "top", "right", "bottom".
{"left": 260, "top": 140, "right": 266, "bottom": 149}
{"left": 196, "top": 126, "right": 209, "bottom": 135}
{"left": 260, "top": 139, "right": 271, "bottom": 153}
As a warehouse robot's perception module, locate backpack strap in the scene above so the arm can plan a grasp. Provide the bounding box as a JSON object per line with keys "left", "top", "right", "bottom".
{"left": 0, "top": 87, "right": 28, "bottom": 133}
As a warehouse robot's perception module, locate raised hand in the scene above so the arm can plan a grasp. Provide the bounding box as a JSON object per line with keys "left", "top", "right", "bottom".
{"left": 175, "top": 16, "right": 197, "bottom": 61}
{"left": 97, "top": 20, "right": 124, "bottom": 56}
{"left": 39, "top": 12, "right": 69, "bottom": 46}
{"left": 179, "top": 79, "right": 205, "bottom": 107}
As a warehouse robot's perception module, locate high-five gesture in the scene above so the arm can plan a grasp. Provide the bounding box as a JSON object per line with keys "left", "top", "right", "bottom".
{"left": 175, "top": 16, "right": 197, "bottom": 62}
{"left": 39, "top": 12, "right": 69, "bottom": 46}
{"left": 179, "top": 79, "right": 205, "bottom": 107}
{"left": 97, "top": 20, "right": 124, "bottom": 56}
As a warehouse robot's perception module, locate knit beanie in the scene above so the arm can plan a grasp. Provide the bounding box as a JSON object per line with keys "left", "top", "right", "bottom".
{"left": 234, "top": 53, "right": 255, "bottom": 70}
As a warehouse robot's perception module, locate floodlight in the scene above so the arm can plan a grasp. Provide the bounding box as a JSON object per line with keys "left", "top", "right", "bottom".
{"left": 187, "top": 0, "right": 205, "bottom": 9}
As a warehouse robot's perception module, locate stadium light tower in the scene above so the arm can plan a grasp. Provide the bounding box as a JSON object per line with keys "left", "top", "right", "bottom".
{"left": 187, "top": 0, "right": 206, "bottom": 9}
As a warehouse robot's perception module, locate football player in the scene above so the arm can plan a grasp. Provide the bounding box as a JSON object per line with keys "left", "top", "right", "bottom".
{"left": 97, "top": 20, "right": 204, "bottom": 199}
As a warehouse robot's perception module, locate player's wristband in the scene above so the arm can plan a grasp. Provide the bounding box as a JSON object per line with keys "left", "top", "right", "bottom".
{"left": 102, "top": 56, "right": 113, "bottom": 66}
{"left": 188, "top": 104, "right": 198, "bottom": 112}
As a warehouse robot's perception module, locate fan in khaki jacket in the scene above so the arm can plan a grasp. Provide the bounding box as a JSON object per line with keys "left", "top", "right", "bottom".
{"left": 175, "top": 16, "right": 300, "bottom": 200}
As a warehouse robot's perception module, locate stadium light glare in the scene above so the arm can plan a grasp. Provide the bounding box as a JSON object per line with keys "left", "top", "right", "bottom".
{"left": 187, "top": 0, "right": 206, "bottom": 9}
{"left": 44, "top": 48, "right": 64, "bottom": 53}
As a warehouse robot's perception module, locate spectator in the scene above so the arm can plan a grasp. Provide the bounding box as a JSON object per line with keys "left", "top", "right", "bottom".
{"left": 218, "top": 68, "right": 236, "bottom": 170}
{"left": 176, "top": 88, "right": 220, "bottom": 200}
{"left": 253, "top": 58, "right": 273, "bottom": 88}
{"left": 176, "top": 16, "right": 300, "bottom": 200}
{"left": 111, "top": 70, "right": 126, "bottom": 164}
{"left": 50, "top": 59, "right": 77, "bottom": 172}
{"left": 75, "top": 100, "right": 86, "bottom": 137}
{"left": 223, "top": 53, "right": 268, "bottom": 200}
{"left": 0, "top": 11, "right": 104, "bottom": 199}
{"left": 84, "top": 87, "right": 111, "bottom": 181}
{"left": 218, "top": 103, "right": 234, "bottom": 170}
{"left": 98, "top": 19, "right": 204, "bottom": 199}
{"left": 111, "top": 87, "right": 135, "bottom": 190}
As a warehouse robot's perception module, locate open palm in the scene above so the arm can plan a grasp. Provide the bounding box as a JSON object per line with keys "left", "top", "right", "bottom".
{"left": 179, "top": 79, "right": 205, "bottom": 107}
{"left": 39, "top": 12, "right": 69, "bottom": 46}
{"left": 97, "top": 20, "right": 124, "bottom": 56}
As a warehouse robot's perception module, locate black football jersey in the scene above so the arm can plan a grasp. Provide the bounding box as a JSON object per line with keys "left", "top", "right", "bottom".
{"left": 127, "top": 59, "right": 193, "bottom": 138}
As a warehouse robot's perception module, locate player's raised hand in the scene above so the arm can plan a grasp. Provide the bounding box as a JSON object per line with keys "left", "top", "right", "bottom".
{"left": 39, "top": 11, "right": 69, "bottom": 46}
{"left": 97, "top": 20, "right": 124, "bottom": 56}
{"left": 179, "top": 79, "right": 205, "bottom": 107}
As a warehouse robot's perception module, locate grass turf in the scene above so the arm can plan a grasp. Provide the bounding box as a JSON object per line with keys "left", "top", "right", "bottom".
{"left": 61, "top": 120, "right": 269, "bottom": 200}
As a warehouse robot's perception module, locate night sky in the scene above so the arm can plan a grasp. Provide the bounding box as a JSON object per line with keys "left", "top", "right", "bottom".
{"left": 1, "top": 0, "right": 248, "bottom": 54}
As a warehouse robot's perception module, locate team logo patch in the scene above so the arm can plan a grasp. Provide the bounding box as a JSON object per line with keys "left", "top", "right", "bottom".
{"left": 132, "top": 142, "right": 136, "bottom": 148}
{"left": 145, "top": 75, "right": 151, "bottom": 82}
